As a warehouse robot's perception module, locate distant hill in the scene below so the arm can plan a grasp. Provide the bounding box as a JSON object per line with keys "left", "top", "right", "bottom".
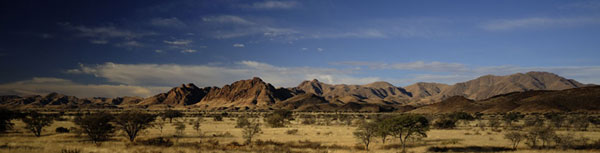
{"left": 0, "top": 71, "right": 596, "bottom": 113}
{"left": 429, "top": 71, "right": 585, "bottom": 101}
{"left": 292, "top": 79, "right": 412, "bottom": 105}
{"left": 410, "top": 86, "right": 600, "bottom": 113}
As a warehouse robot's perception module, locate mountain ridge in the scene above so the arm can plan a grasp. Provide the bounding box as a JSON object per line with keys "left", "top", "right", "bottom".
{"left": 0, "top": 71, "right": 596, "bottom": 112}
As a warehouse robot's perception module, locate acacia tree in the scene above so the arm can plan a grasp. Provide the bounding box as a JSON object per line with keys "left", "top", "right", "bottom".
{"left": 386, "top": 114, "right": 430, "bottom": 153}
{"left": 74, "top": 112, "right": 115, "bottom": 143}
{"left": 354, "top": 120, "right": 377, "bottom": 151}
{"left": 504, "top": 132, "right": 524, "bottom": 150}
{"left": 114, "top": 110, "right": 156, "bottom": 142}
{"left": 375, "top": 119, "right": 392, "bottom": 144}
{"left": 21, "top": 111, "right": 54, "bottom": 137}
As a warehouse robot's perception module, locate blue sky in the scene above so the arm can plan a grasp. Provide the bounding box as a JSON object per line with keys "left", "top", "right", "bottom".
{"left": 1, "top": 0, "right": 600, "bottom": 97}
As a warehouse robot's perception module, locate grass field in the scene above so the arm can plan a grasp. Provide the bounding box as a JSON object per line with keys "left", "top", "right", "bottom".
{"left": 1, "top": 113, "right": 600, "bottom": 153}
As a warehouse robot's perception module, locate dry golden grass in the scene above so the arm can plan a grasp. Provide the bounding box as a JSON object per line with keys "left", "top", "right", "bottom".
{"left": 1, "top": 115, "right": 599, "bottom": 153}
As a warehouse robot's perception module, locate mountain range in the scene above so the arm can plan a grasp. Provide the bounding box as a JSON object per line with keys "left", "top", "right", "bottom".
{"left": 0, "top": 71, "right": 597, "bottom": 113}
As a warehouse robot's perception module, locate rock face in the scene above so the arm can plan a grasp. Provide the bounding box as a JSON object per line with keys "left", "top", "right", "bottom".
{"left": 429, "top": 71, "right": 585, "bottom": 102}
{"left": 273, "top": 93, "right": 335, "bottom": 111}
{"left": 138, "top": 83, "right": 211, "bottom": 107}
{"left": 195, "top": 77, "right": 293, "bottom": 110}
{"left": 292, "top": 79, "right": 411, "bottom": 105}
{"left": 404, "top": 82, "right": 450, "bottom": 105}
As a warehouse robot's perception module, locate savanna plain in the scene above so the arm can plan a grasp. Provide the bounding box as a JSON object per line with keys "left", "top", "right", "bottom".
{"left": 1, "top": 110, "right": 600, "bottom": 153}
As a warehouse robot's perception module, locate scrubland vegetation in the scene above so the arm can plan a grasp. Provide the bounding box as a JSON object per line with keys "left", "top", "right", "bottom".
{"left": 1, "top": 108, "right": 600, "bottom": 153}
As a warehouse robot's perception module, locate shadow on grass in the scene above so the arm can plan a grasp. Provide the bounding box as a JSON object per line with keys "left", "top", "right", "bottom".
{"left": 381, "top": 138, "right": 464, "bottom": 150}
{"left": 427, "top": 146, "right": 514, "bottom": 152}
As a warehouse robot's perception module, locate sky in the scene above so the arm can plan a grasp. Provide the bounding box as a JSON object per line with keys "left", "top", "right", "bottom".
{"left": 1, "top": 0, "right": 600, "bottom": 98}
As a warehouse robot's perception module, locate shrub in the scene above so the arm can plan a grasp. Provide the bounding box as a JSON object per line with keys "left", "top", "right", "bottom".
{"left": 434, "top": 118, "right": 457, "bottom": 129}
{"left": 242, "top": 119, "right": 261, "bottom": 144}
{"left": 73, "top": 112, "right": 115, "bottom": 143}
{"left": 265, "top": 113, "right": 286, "bottom": 128}
{"left": 503, "top": 112, "right": 524, "bottom": 129}
{"left": 138, "top": 137, "right": 173, "bottom": 147}
{"left": 213, "top": 115, "right": 223, "bottom": 121}
{"left": 524, "top": 115, "right": 545, "bottom": 127}
{"left": 235, "top": 116, "right": 250, "bottom": 128}
{"left": 0, "top": 108, "right": 17, "bottom": 134}
{"left": 55, "top": 127, "right": 70, "bottom": 133}
{"left": 285, "top": 129, "right": 299, "bottom": 135}
{"left": 161, "top": 109, "right": 183, "bottom": 123}
{"left": 61, "top": 148, "right": 81, "bottom": 153}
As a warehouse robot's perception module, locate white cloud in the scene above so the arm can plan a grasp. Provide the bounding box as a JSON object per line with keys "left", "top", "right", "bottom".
{"left": 233, "top": 43, "right": 245, "bottom": 48}
{"left": 0, "top": 77, "right": 169, "bottom": 98}
{"left": 317, "top": 48, "right": 323, "bottom": 52}
{"left": 151, "top": 17, "right": 186, "bottom": 27}
{"left": 333, "top": 61, "right": 468, "bottom": 72}
{"left": 311, "top": 29, "right": 388, "bottom": 39}
{"left": 60, "top": 22, "right": 155, "bottom": 45}
{"left": 163, "top": 39, "right": 192, "bottom": 45}
{"left": 66, "top": 61, "right": 376, "bottom": 87}
{"left": 481, "top": 17, "right": 600, "bottom": 31}
{"left": 200, "top": 15, "right": 298, "bottom": 39}
{"left": 245, "top": 1, "right": 299, "bottom": 9}
{"left": 181, "top": 49, "right": 197, "bottom": 53}
{"left": 90, "top": 39, "right": 108, "bottom": 44}
{"left": 202, "top": 15, "right": 256, "bottom": 25}
{"left": 117, "top": 41, "right": 143, "bottom": 48}
{"left": 60, "top": 23, "right": 152, "bottom": 39}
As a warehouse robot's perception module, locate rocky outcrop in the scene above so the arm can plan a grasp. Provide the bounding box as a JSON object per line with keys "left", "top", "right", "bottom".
{"left": 292, "top": 79, "right": 411, "bottom": 105}
{"left": 195, "top": 77, "right": 293, "bottom": 110}
{"left": 138, "top": 83, "right": 211, "bottom": 107}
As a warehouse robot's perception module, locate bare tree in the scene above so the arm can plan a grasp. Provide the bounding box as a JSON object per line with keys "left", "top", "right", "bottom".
{"left": 242, "top": 119, "right": 261, "bottom": 144}
{"left": 114, "top": 110, "right": 156, "bottom": 142}
{"left": 21, "top": 111, "right": 54, "bottom": 137}
{"left": 488, "top": 116, "right": 501, "bottom": 130}
{"left": 174, "top": 121, "right": 186, "bottom": 137}
{"left": 192, "top": 117, "right": 203, "bottom": 136}
{"left": 504, "top": 132, "right": 523, "bottom": 150}
{"left": 154, "top": 117, "right": 166, "bottom": 136}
